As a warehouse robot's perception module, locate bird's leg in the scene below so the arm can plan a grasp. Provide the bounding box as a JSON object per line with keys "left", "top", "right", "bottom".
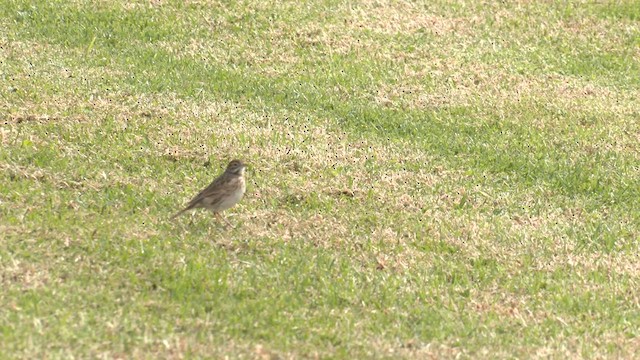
{"left": 214, "top": 212, "right": 234, "bottom": 228}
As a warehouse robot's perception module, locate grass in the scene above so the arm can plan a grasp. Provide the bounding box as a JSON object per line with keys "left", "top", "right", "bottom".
{"left": 1, "top": 0, "right": 640, "bottom": 358}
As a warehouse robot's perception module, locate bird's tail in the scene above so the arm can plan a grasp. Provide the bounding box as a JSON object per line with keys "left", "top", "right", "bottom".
{"left": 170, "top": 208, "right": 189, "bottom": 220}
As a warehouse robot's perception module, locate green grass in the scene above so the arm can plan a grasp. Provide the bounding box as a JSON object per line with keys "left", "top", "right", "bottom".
{"left": 2, "top": 0, "right": 640, "bottom": 358}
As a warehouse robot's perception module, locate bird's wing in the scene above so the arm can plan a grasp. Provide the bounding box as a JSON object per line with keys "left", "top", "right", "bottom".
{"left": 182, "top": 175, "right": 228, "bottom": 209}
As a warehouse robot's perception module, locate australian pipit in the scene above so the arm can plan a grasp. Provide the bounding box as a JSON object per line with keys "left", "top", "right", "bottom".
{"left": 171, "top": 159, "right": 247, "bottom": 225}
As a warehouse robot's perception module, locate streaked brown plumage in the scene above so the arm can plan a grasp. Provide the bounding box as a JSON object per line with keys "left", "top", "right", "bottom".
{"left": 171, "top": 159, "right": 247, "bottom": 224}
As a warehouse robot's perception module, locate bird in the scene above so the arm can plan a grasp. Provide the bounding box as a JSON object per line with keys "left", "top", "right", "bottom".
{"left": 171, "top": 159, "right": 247, "bottom": 226}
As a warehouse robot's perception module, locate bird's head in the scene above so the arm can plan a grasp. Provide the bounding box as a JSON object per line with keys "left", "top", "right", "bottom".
{"left": 225, "top": 159, "right": 246, "bottom": 176}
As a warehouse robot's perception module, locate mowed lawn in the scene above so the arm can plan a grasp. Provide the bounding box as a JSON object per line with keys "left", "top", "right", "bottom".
{"left": 1, "top": 0, "right": 640, "bottom": 358}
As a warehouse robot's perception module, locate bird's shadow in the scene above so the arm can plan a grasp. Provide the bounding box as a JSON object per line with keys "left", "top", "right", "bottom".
{"left": 171, "top": 214, "right": 246, "bottom": 242}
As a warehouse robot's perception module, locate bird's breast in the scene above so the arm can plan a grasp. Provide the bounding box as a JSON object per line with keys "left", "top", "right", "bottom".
{"left": 215, "top": 176, "right": 245, "bottom": 211}
{"left": 239, "top": 176, "right": 246, "bottom": 193}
